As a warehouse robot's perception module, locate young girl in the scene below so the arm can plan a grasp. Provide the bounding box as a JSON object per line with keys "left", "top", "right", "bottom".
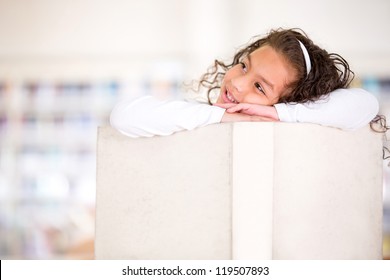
{"left": 110, "top": 28, "right": 379, "bottom": 138}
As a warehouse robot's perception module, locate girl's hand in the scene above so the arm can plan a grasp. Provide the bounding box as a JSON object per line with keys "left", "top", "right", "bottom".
{"left": 214, "top": 103, "right": 280, "bottom": 121}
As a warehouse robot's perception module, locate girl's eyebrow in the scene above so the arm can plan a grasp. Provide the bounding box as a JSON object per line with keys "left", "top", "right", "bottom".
{"left": 246, "top": 54, "right": 275, "bottom": 91}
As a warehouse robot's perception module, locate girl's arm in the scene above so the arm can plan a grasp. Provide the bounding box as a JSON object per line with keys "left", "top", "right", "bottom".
{"left": 273, "top": 88, "right": 379, "bottom": 130}
{"left": 110, "top": 96, "right": 226, "bottom": 137}
{"left": 110, "top": 88, "right": 379, "bottom": 138}
{"left": 216, "top": 88, "right": 379, "bottom": 130}
{"left": 110, "top": 96, "right": 274, "bottom": 137}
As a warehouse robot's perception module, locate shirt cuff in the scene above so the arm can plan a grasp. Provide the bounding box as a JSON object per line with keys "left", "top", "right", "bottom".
{"left": 274, "top": 103, "right": 295, "bottom": 123}
{"left": 209, "top": 106, "right": 226, "bottom": 123}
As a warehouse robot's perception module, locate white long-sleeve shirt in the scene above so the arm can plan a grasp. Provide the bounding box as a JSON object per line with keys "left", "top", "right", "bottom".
{"left": 110, "top": 88, "right": 379, "bottom": 138}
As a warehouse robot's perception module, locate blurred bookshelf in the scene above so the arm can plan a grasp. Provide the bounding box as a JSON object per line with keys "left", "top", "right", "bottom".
{"left": 0, "top": 78, "right": 117, "bottom": 259}
{"left": 0, "top": 58, "right": 183, "bottom": 259}
{"left": 354, "top": 76, "right": 390, "bottom": 260}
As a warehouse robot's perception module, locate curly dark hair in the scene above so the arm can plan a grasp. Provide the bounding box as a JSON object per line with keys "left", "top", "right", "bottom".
{"left": 197, "top": 28, "right": 354, "bottom": 104}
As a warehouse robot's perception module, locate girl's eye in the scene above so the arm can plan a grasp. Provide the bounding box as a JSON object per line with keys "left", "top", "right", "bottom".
{"left": 254, "top": 82, "right": 265, "bottom": 95}
{"left": 240, "top": 62, "right": 247, "bottom": 72}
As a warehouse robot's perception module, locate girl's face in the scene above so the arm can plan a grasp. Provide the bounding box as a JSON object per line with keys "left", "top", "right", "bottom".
{"left": 217, "top": 45, "right": 297, "bottom": 105}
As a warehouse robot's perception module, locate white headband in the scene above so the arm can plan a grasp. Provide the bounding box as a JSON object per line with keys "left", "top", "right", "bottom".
{"left": 297, "top": 40, "right": 311, "bottom": 76}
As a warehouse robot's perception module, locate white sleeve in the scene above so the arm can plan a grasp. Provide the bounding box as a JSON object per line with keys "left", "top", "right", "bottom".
{"left": 274, "top": 88, "right": 379, "bottom": 130}
{"left": 110, "top": 95, "right": 226, "bottom": 137}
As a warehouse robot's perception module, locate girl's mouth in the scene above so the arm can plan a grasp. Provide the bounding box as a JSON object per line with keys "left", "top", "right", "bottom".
{"left": 224, "top": 89, "right": 238, "bottom": 103}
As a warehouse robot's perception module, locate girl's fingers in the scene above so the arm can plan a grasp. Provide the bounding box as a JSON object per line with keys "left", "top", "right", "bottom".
{"left": 227, "top": 106, "right": 243, "bottom": 113}
{"left": 213, "top": 103, "right": 237, "bottom": 109}
{"left": 226, "top": 104, "right": 249, "bottom": 113}
{"left": 228, "top": 103, "right": 254, "bottom": 113}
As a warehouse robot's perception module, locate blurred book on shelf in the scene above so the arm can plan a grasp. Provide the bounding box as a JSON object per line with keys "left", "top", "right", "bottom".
{"left": 0, "top": 71, "right": 181, "bottom": 259}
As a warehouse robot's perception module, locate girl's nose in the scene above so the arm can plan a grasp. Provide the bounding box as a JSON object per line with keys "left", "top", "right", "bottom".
{"left": 231, "top": 76, "right": 250, "bottom": 97}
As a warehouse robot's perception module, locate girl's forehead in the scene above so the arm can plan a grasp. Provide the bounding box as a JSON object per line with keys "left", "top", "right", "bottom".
{"left": 246, "top": 46, "right": 283, "bottom": 65}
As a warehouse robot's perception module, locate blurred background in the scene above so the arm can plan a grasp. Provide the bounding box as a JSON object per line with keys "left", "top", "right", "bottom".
{"left": 0, "top": 0, "right": 389, "bottom": 259}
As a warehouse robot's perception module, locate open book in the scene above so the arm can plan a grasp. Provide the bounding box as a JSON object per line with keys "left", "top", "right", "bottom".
{"left": 95, "top": 123, "right": 382, "bottom": 259}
